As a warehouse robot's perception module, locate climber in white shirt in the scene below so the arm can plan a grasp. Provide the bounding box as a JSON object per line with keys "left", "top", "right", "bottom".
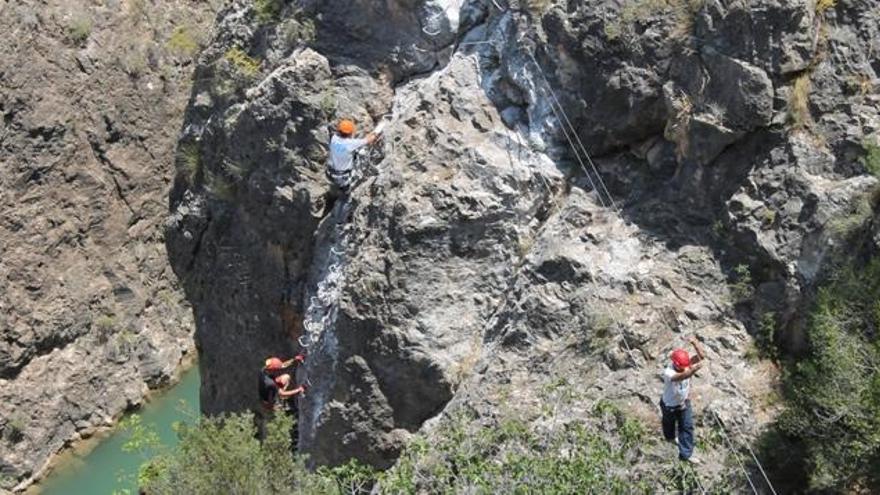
{"left": 327, "top": 118, "right": 380, "bottom": 193}
{"left": 660, "top": 336, "right": 706, "bottom": 463}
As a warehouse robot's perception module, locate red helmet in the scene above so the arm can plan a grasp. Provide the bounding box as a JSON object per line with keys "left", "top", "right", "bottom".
{"left": 265, "top": 357, "right": 283, "bottom": 370}
{"left": 671, "top": 349, "right": 690, "bottom": 370}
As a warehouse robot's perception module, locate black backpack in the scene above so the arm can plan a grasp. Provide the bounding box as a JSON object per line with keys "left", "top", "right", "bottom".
{"left": 258, "top": 370, "right": 278, "bottom": 404}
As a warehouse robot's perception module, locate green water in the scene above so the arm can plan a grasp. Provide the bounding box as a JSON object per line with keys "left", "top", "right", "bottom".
{"left": 37, "top": 365, "right": 201, "bottom": 495}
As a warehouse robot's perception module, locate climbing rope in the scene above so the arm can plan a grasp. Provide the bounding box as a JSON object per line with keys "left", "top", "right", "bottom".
{"left": 525, "top": 51, "right": 618, "bottom": 212}
{"left": 517, "top": 43, "right": 640, "bottom": 365}
{"left": 710, "top": 409, "right": 777, "bottom": 495}
{"left": 709, "top": 409, "right": 760, "bottom": 495}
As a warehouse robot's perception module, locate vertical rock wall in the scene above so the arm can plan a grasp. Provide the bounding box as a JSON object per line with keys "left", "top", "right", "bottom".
{"left": 0, "top": 0, "right": 218, "bottom": 490}
{"left": 167, "top": 0, "right": 880, "bottom": 482}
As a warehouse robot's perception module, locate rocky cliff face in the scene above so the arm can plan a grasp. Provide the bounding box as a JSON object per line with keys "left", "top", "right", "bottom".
{"left": 0, "top": 0, "right": 217, "bottom": 490}
{"left": 166, "top": 0, "right": 879, "bottom": 488}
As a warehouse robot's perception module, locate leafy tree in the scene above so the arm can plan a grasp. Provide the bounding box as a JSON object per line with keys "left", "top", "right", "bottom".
{"left": 779, "top": 259, "right": 880, "bottom": 491}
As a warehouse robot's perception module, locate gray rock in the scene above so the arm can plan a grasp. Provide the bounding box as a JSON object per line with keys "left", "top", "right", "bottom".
{"left": 0, "top": 0, "right": 215, "bottom": 489}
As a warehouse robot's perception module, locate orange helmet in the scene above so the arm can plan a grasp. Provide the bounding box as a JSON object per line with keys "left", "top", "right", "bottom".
{"left": 265, "top": 357, "right": 283, "bottom": 370}
{"left": 337, "top": 119, "right": 356, "bottom": 136}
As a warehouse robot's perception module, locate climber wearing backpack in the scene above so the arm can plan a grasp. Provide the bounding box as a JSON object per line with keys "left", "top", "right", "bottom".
{"left": 258, "top": 355, "right": 305, "bottom": 411}
{"left": 659, "top": 336, "right": 707, "bottom": 464}
{"left": 326, "top": 118, "right": 381, "bottom": 196}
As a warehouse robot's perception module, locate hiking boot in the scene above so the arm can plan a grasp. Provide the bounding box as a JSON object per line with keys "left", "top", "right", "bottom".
{"left": 665, "top": 437, "right": 679, "bottom": 445}
{"left": 680, "top": 455, "right": 701, "bottom": 464}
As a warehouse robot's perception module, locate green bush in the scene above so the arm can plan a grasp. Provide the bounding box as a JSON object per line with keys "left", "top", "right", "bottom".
{"left": 68, "top": 15, "right": 93, "bottom": 46}
{"left": 134, "top": 403, "right": 697, "bottom": 494}
{"left": 280, "top": 16, "right": 316, "bottom": 47}
{"left": 756, "top": 311, "right": 778, "bottom": 359}
{"left": 779, "top": 259, "right": 880, "bottom": 491}
{"left": 254, "top": 0, "right": 284, "bottom": 24}
{"left": 4, "top": 415, "right": 26, "bottom": 443}
{"left": 377, "top": 409, "right": 659, "bottom": 494}
{"left": 175, "top": 143, "right": 202, "bottom": 185}
{"left": 729, "top": 264, "right": 754, "bottom": 303}
{"left": 223, "top": 47, "right": 261, "bottom": 80}
{"left": 135, "top": 412, "right": 345, "bottom": 494}
{"left": 167, "top": 26, "right": 200, "bottom": 59}
{"left": 861, "top": 140, "right": 880, "bottom": 178}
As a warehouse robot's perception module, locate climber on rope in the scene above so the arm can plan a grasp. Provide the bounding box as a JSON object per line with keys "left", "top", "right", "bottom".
{"left": 258, "top": 355, "right": 306, "bottom": 411}
{"left": 326, "top": 118, "right": 381, "bottom": 198}
{"left": 659, "top": 336, "right": 707, "bottom": 464}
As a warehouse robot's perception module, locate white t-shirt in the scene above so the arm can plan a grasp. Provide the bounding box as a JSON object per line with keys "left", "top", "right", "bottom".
{"left": 329, "top": 135, "right": 368, "bottom": 175}
{"left": 661, "top": 366, "right": 690, "bottom": 407}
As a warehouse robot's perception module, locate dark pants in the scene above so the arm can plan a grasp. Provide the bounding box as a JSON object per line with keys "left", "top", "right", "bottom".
{"left": 324, "top": 170, "right": 350, "bottom": 218}
{"left": 661, "top": 399, "right": 694, "bottom": 460}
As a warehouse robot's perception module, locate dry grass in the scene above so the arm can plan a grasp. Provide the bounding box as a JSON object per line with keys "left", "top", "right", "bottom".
{"left": 526, "top": 0, "right": 555, "bottom": 16}
{"left": 788, "top": 73, "right": 813, "bottom": 130}
{"left": 664, "top": 90, "right": 694, "bottom": 160}
{"left": 815, "top": 0, "right": 836, "bottom": 14}
{"left": 606, "top": 0, "right": 704, "bottom": 44}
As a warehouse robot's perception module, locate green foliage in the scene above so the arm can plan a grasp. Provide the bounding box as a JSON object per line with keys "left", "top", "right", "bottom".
{"left": 280, "top": 16, "right": 316, "bottom": 47}
{"left": 756, "top": 311, "right": 778, "bottom": 359}
{"left": 94, "top": 314, "right": 117, "bottom": 344}
{"left": 0, "top": 474, "right": 14, "bottom": 490}
{"left": 317, "top": 459, "right": 377, "bottom": 494}
{"left": 378, "top": 409, "right": 656, "bottom": 493}
{"left": 254, "top": 0, "right": 284, "bottom": 24}
{"left": 95, "top": 314, "right": 116, "bottom": 333}
{"left": 205, "top": 169, "right": 236, "bottom": 202}
{"left": 135, "top": 401, "right": 728, "bottom": 493}
{"left": 119, "top": 46, "right": 149, "bottom": 77}
{"left": 68, "top": 15, "right": 93, "bottom": 46}
{"left": 138, "top": 412, "right": 342, "bottom": 494}
{"left": 121, "top": 414, "right": 162, "bottom": 455}
{"left": 223, "top": 47, "right": 261, "bottom": 80}
{"left": 167, "top": 26, "right": 200, "bottom": 59}
{"left": 778, "top": 258, "right": 880, "bottom": 491}
{"left": 828, "top": 191, "right": 874, "bottom": 237}
{"left": 861, "top": 140, "right": 880, "bottom": 178}
{"left": 318, "top": 88, "right": 337, "bottom": 117}
{"left": 175, "top": 143, "right": 202, "bottom": 185}
{"left": 760, "top": 207, "right": 777, "bottom": 228}
{"left": 729, "top": 264, "right": 754, "bottom": 303}
{"left": 4, "top": 415, "right": 26, "bottom": 443}
{"left": 711, "top": 219, "right": 725, "bottom": 238}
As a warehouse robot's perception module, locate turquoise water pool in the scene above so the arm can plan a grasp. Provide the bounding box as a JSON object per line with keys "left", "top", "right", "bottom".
{"left": 36, "top": 365, "right": 200, "bottom": 495}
